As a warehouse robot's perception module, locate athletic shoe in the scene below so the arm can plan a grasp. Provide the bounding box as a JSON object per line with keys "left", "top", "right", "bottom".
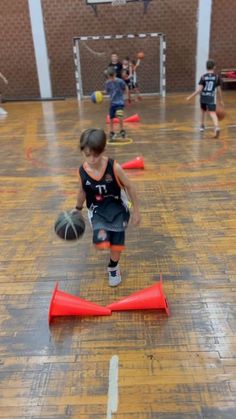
{"left": 214, "top": 128, "right": 220, "bottom": 139}
{"left": 199, "top": 125, "right": 205, "bottom": 132}
{"left": 119, "top": 130, "right": 126, "bottom": 138}
{"left": 109, "top": 131, "right": 116, "bottom": 141}
{"left": 107, "top": 265, "right": 122, "bottom": 287}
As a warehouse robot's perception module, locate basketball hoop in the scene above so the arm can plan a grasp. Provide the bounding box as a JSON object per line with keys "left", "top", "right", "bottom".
{"left": 112, "top": 0, "right": 127, "bottom": 6}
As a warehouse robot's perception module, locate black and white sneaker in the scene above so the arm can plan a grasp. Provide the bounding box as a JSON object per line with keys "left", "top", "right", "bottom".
{"left": 119, "top": 130, "right": 126, "bottom": 138}
{"left": 107, "top": 265, "right": 122, "bottom": 287}
{"left": 109, "top": 131, "right": 116, "bottom": 141}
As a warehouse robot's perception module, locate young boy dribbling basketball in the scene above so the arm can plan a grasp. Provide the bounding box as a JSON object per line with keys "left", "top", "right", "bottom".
{"left": 74, "top": 128, "right": 141, "bottom": 287}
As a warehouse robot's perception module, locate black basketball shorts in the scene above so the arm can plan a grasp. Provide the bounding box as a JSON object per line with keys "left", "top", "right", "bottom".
{"left": 200, "top": 102, "right": 216, "bottom": 112}
{"left": 93, "top": 229, "right": 125, "bottom": 252}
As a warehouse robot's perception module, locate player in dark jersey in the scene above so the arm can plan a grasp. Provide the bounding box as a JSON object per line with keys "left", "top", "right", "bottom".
{"left": 108, "top": 52, "right": 123, "bottom": 79}
{"left": 74, "top": 128, "right": 141, "bottom": 287}
{"left": 187, "top": 59, "right": 224, "bottom": 138}
{"left": 121, "top": 57, "right": 142, "bottom": 103}
{"left": 121, "top": 57, "right": 133, "bottom": 103}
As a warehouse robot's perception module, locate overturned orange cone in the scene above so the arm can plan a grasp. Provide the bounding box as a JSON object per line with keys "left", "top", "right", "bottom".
{"left": 124, "top": 113, "right": 140, "bottom": 123}
{"left": 48, "top": 282, "right": 111, "bottom": 324}
{"left": 107, "top": 274, "right": 170, "bottom": 315}
{"left": 121, "top": 156, "right": 144, "bottom": 170}
{"left": 106, "top": 113, "right": 140, "bottom": 124}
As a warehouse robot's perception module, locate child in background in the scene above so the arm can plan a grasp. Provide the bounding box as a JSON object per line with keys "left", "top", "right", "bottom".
{"left": 108, "top": 52, "right": 123, "bottom": 79}
{"left": 121, "top": 57, "right": 133, "bottom": 103}
{"left": 130, "top": 58, "right": 142, "bottom": 101}
{"left": 122, "top": 57, "right": 142, "bottom": 102}
{"left": 186, "top": 59, "right": 224, "bottom": 138}
{"left": 105, "top": 66, "right": 129, "bottom": 141}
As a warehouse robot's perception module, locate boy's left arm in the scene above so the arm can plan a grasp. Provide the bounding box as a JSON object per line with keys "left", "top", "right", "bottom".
{"left": 115, "top": 163, "right": 141, "bottom": 226}
{"left": 133, "top": 59, "right": 141, "bottom": 70}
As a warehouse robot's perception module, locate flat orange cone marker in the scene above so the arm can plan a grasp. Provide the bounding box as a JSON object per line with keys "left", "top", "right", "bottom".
{"left": 124, "top": 113, "right": 140, "bottom": 123}
{"left": 48, "top": 282, "right": 111, "bottom": 324}
{"left": 107, "top": 274, "right": 170, "bottom": 315}
{"left": 106, "top": 115, "right": 120, "bottom": 124}
{"left": 121, "top": 156, "right": 144, "bottom": 170}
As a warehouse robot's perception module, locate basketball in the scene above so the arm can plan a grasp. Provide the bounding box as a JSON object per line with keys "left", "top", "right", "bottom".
{"left": 54, "top": 211, "right": 85, "bottom": 241}
{"left": 216, "top": 106, "right": 225, "bottom": 121}
{"left": 91, "top": 91, "right": 103, "bottom": 104}
{"left": 137, "top": 51, "right": 145, "bottom": 59}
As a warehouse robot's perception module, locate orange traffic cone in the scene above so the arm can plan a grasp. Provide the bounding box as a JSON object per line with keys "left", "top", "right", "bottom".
{"left": 107, "top": 274, "right": 170, "bottom": 315}
{"left": 121, "top": 156, "right": 144, "bottom": 170}
{"left": 48, "top": 282, "right": 111, "bottom": 324}
{"left": 124, "top": 113, "right": 140, "bottom": 123}
{"left": 106, "top": 115, "right": 120, "bottom": 124}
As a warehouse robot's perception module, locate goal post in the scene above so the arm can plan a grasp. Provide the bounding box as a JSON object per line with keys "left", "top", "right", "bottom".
{"left": 73, "top": 32, "right": 166, "bottom": 100}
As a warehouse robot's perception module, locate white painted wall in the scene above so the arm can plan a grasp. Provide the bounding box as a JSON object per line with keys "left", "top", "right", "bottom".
{"left": 196, "top": 0, "right": 212, "bottom": 86}
{"left": 28, "top": 0, "right": 52, "bottom": 98}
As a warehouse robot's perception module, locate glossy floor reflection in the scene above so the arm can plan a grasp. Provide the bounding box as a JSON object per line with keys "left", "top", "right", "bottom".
{"left": 0, "top": 93, "right": 236, "bottom": 417}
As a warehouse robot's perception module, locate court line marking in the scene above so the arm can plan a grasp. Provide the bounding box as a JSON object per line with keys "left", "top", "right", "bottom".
{"left": 107, "top": 355, "right": 119, "bottom": 419}
{"left": 107, "top": 137, "right": 133, "bottom": 146}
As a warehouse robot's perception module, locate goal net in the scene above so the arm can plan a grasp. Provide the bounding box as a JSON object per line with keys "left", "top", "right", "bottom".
{"left": 73, "top": 33, "right": 166, "bottom": 99}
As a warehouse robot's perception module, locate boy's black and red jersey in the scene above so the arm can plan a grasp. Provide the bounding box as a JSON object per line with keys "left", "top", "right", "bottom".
{"left": 79, "top": 158, "right": 130, "bottom": 232}
{"left": 199, "top": 73, "right": 221, "bottom": 104}
{"left": 79, "top": 158, "right": 122, "bottom": 209}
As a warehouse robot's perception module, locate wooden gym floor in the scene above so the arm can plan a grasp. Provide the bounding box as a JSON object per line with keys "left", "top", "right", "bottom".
{"left": 0, "top": 93, "right": 236, "bottom": 418}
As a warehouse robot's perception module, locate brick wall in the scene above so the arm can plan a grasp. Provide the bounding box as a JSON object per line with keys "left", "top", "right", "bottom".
{"left": 0, "top": 0, "right": 39, "bottom": 99}
{"left": 42, "top": 0, "right": 199, "bottom": 97}
{"left": 0, "top": 0, "right": 236, "bottom": 99}
{"left": 210, "top": 0, "right": 236, "bottom": 71}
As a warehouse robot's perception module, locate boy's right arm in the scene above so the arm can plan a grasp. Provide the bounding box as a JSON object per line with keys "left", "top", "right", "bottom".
{"left": 186, "top": 85, "right": 203, "bottom": 101}
{"left": 75, "top": 176, "right": 86, "bottom": 211}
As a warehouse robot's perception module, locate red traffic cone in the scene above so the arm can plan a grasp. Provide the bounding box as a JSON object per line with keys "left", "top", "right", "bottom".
{"left": 106, "top": 115, "right": 120, "bottom": 124}
{"left": 124, "top": 113, "right": 140, "bottom": 123}
{"left": 107, "top": 274, "right": 170, "bottom": 315}
{"left": 48, "top": 282, "right": 111, "bottom": 324}
{"left": 121, "top": 156, "right": 144, "bottom": 170}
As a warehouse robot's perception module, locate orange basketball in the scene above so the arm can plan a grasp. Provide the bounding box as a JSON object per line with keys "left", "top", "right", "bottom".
{"left": 137, "top": 51, "right": 145, "bottom": 59}
{"left": 216, "top": 106, "right": 225, "bottom": 121}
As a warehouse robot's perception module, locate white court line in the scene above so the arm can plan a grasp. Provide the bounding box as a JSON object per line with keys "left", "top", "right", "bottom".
{"left": 107, "top": 355, "right": 119, "bottom": 419}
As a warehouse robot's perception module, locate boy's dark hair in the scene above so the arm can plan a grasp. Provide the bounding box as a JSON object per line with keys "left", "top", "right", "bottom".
{"left": 107, "top": 66, "right": 116, "bottom": 77}
{"left": 80, "top": 129, "right": 106, "bottom": 154}
{"left": 206, "top": 59, "right": 215, "bottom": 70}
